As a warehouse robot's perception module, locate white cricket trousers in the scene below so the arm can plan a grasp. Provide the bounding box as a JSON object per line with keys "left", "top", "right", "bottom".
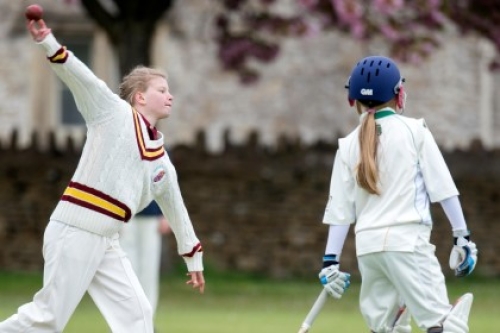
{"left": 119, "top": 216, "right": 162, "bottom": 316}
{"left": 0, "top": 220, "right": 153, "bottom": 333}
{"left": 358, "top": 234, "right": 452, "bottom": 332}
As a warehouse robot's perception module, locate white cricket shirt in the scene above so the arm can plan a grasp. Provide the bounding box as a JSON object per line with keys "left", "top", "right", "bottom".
{"left": 37, "top": 34, "right": 203, "bottom": 271}
{"left": 323, "top": 108, "right": 459, "bottom": 255}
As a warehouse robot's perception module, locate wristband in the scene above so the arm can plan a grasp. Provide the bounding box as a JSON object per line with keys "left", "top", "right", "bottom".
{"left": 453, "top": 229, "right": 470, "bottom": 245}
{"left": 322, "top": 254, "right": 339, "bottom": 268}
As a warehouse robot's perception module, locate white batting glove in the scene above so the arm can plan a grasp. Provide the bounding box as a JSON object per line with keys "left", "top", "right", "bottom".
{"left": 318, "top": 255, "right": 351, "bottom": 299}
{"left": 449, "top": 230, "right": 478, "bottom": 277}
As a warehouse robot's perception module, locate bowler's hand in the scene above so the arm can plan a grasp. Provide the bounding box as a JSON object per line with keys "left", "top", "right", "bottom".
{"left": 187, "top": 271, "right": 205, "bottom": 294}
{"left": 158, "top": 217, "right": 171, "bottom": 235}
{"left": 27, "top": 19, "right": 51, "bottom": 42}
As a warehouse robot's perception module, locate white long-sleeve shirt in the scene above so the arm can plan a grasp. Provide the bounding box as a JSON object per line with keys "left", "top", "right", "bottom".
{"left": 323, "top": 108, "right": 459, "bottom": 256}
{"left": 38, "top": 34, "right": 202, "bottom": 271}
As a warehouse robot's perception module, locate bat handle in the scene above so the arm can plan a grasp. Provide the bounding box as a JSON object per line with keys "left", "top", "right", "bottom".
{"left": 297, "top": 324, "right": 311, "bottom": 333}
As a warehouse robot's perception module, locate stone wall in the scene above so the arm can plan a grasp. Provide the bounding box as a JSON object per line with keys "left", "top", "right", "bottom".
{"left": 1, "top": 0, "right": 500, "bottom": 152}
{"left": 0, "top": 133, "right": 498, "bottom": 278}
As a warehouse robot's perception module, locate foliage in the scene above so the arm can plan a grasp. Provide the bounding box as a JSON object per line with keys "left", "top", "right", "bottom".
{"left": 447, "top": 0, "right": 500, "bottom": 69}
{"left": 63, "top": 0, "right": 500, "bottom": 83}
{"left": 65, "top": 0, "right": 500, "bottom": 82}
{"left": 215, "top": 0, "right": 500, "bottom": 83}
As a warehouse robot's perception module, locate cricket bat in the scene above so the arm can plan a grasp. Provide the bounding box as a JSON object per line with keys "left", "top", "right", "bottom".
{"left": 297, "top": 289, "right": 328, "bottom": 333}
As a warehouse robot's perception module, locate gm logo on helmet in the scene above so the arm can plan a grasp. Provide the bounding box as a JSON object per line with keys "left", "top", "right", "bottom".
{"left": 360, "top": 88, "right": 373, "bottom": 96}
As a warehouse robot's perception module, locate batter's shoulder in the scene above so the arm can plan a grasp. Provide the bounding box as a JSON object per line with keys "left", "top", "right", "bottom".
{"left": 395, "top": 114, "right": 429, "bottom": 131}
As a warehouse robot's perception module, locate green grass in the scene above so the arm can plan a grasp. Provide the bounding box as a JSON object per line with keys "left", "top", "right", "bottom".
{"left": 0, "top": 270, "right": 498, "bottom": 332}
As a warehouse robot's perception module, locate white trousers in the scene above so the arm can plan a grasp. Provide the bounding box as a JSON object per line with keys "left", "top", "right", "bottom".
{"left": 119, "top": 216, "right": 162, "bottom": 316}
{"left": 358, "top": 234, "right": 452, "bottom": 332}
{"left": 0, "top": 220, "right": 153, "bottom": 333}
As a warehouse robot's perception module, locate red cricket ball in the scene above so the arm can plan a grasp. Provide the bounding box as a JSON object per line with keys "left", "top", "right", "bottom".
{"left": 25, "top": 4, "right": 44, "bottom": 21}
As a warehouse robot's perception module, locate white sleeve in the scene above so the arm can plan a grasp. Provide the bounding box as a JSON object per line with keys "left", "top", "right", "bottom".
{"left": 418, "top": 124, "right": 459, "bottom": 202}
{"left": 154, "top": 160, "right": 203, "bottom": 272}
{"left": 325, "top": 224, "right": 350, "bottom": 256}
{"left": 37, "top": 33, "right": 124, "bottom": 125}
{"left": 439, "top": 195, "right": 468, "bottom": 232}
{"left": 323, "top": 151, "right": 355, "bottom": 225}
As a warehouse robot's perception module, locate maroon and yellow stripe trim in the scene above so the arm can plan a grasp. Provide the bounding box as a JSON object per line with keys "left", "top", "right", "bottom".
{"left": 61, "top": 181, "right": 132, "bottom": 222}
{"left": 182, "top": 243, "right": 203, "bottom": 258}
{"left": 48, "top": 46, "right": 69, "bottom": 64}
{"left": 132, "top": 109, "right": 165, "bottom": 161}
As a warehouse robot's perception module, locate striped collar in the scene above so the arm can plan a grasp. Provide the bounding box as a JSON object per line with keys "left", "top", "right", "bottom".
{"left": 374, "top": 108, "right": 397, "bottom": 120}
{"left": 137, "top": 112, "right": 158, "bottom": 140}
{"left": 132, "top": 108, "right": 165, "bottom": 161}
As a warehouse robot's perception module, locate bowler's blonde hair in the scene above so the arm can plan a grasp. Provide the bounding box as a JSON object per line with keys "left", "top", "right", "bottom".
{"left": 119, "top": 66, "right": 167, "bottom": 105}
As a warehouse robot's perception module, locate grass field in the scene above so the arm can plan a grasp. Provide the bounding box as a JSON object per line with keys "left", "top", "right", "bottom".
{"left": 0, "top": 270, "right": 498, "bottom": 332}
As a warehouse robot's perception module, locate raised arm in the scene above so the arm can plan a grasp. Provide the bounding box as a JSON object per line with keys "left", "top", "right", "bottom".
{"left": 27, "top": 19, "right": 123, "bottom": 125}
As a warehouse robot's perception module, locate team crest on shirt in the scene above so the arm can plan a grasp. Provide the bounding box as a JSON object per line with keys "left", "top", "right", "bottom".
{"left": 152, "top": 166, "right": 167, "bottom": 184}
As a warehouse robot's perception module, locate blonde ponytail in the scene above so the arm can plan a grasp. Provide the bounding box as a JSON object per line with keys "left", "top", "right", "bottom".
{"left": 356, "top": 101, "right": 380, "bottom": 195}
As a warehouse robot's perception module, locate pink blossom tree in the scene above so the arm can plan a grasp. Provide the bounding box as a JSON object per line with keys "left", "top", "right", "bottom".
{"left": 68, "top": 0, "right": 500, "bottom": 82}
{"left": 216, "top": 0, "right": 500, "bottom": 83}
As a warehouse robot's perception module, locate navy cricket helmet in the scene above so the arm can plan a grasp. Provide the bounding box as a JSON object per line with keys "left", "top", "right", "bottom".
{"left": 345, "top": 56, "right": 403, "bottom": 107}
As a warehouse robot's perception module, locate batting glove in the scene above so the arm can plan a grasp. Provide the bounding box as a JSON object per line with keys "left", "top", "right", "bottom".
{"left": 318, "top": 254, "right": 351, "bottom": 299}
{"left": 449, "top": 230, "right": 478, "bottom": 277}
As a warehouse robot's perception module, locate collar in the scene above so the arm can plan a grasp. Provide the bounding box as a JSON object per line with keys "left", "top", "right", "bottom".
{"left": 374, "top": 107, "right": 397, "bottom": 120}
{"left": 132, "top": 108, "right": 165, "bottom": 161}
{"left": 137, "top": 112, "right": 158, "bottom": 140}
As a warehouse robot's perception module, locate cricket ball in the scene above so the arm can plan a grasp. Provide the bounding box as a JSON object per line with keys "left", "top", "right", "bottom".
{"left": 25, "top": 4, "right": 44, "bottom": 21}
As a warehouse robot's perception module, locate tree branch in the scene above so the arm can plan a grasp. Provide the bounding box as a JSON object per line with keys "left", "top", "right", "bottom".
{"left": 146, "top": 0, "right": 175, "bottom": 22}
{"left": 80, "top": 0, "right": 115, "bottom": 26}
{"left": 80, "top": 0, "right": 119, "bottom": 42}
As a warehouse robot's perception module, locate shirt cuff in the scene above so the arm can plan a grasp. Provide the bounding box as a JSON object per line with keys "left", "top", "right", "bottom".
{"left": 183, "top": 251, "right": 204, "bottom": 272}
{"left": 37, "top": 33, "right": 62, "bottom": 57}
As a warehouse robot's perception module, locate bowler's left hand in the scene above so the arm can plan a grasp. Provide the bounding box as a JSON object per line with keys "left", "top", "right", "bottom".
{"left": 187, "top": 271, "right": 205, "bottom": 294}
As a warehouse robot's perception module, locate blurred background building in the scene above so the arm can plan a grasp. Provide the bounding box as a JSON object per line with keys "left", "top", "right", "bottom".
{"left": 0, "top": 0, "right": 498, "bottom": 278}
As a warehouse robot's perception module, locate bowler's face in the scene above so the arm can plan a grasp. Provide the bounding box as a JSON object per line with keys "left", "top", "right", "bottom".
{"left": 143, "top": 77, "right": 173, "bottom": 120}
